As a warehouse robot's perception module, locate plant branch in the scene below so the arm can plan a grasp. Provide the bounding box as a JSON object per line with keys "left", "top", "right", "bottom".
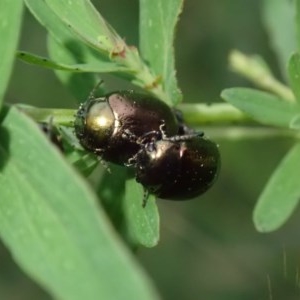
{"left": 16, "top": 103, "right": 300, "bottom": 141}
{"left": 16, "top": 104, "right": 76, "bottom": 127}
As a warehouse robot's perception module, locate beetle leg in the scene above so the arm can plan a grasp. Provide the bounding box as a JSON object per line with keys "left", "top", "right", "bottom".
{"left": 159, "top": 122, "right": 168, "bottom": 139}
{"left": 142, "top": 188, "right": 150, "bottom": 208}
{"left": 92, "top": 148, "right": 111, "bottom": 173}
{"left": 138, "top": 130, "right": 161, "bottom": 144}
{"left": 163, "top": 132, "right": 204, "bottom": 142}
{"left": 98, "top": 156, "right": 111, "bottom": 173}
{"left": 125, "top": 154, "right": 137, "bottom": 167}
{"left": 122, "top": 128, "right": 138, "bottom": 142}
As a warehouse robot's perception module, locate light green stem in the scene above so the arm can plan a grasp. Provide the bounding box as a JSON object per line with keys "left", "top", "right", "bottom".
{"left": 16, "top": 103, "right": 300, "bottom": 141}
{"left": 16, "top": 104, "right": 76, "bottom": 127}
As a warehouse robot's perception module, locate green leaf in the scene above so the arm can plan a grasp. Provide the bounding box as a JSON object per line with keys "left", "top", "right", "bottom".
{"left": 25, "top": 0, "right": 168, "bottom": 103}
{"left": 24, "top": 0, "right": 123, "bottom": 101}
{"left": 221, "top": 88, "right": 300, "bottom": 128}
{"left": 295, "top": 0, "right": 300, "bottom": 50}
{"left": 42, "top": 0, "right": 159, "bottom": 94}
{"left": 25, "top": 0, "right": 122, "bottom": 55}
{"left": 139, "top": 0, "right": 183, "bottom": 105}
{"left": 0, "top": 0, "right": 23, "bottom": 107}
{"left": 40, "top": 0, "right": 144, "bottom": 81}
{"left": 17, "top": 51, "right": 127, "bottom": 73}
{"left": 97, "top": 165, "right": 127, "bottom": 234}
{"left": 25, "top": 0, "right": 120, "bottom": 100}
{"left": 98, "top": 169, "right": 159, "bottom": 248}
{"left": 288, "top": 52, "right": 300, "bottom": 103}
{"left": 262, "top": 0, "right": 297, "bottom": 78}
{"left": 229, "top": 50, "right": 295, "bottom": 102}
{"left": 123, "top": 179, "right": 159, "bottom": 248}
{"left": 253, "top": 143, "right": 300, "bottom": 232}
{"left": 24, "top": 0, "right": 99, "bottom": 100}
{"left": 43, "top": 0, "right": 125, "bottom": 56}
{"left": 25, "top": 0, "right": 72, "bottom": 43}
{"left": 0, "top": 107, "right": 159, "bottom": 300}
{"left": 47, "top": 34, "right": 106, "bottom": 101}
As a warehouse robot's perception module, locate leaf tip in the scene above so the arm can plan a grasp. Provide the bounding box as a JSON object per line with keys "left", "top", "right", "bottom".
{"left": 253, "top": 209, "right": 285, "bottom": 233}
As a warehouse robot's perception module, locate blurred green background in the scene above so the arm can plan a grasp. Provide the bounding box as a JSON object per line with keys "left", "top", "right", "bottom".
{"left": 4, "top": 0, "right": 300, "bottom": 299}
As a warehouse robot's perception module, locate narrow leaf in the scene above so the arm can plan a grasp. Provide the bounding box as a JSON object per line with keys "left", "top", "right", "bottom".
{"left": 26, "top": 0, "right": 114, "bottom": 69}
{"left": 229, "top": 50, "right": 295, "bottom": 102}
{"left": 25, "top": 0, "right": 145, "bottom": 100}
{"left": 254, "top": 143, "right": 300, "bottom": 232}
{"left": 97, "top": 165, "right": 127, "bottom": 236}
{"left": 25, "top": 0, "right": 167, "bottom": 102}
{"left": 262, "top": 0, "right": 297, "bottom": 78}
{"left": 43, "top": 0, "right": 125, "bottom": 56}
{"left": 42, "top": 0, "right": 152, "bottom": 90}
{"left": 295, "top": 0, "right": 300, "bottom": 51}
{"left": 47, "top": 34, "right": 106, "bottom": 101}
{"left": 139, "top": 0, "right": 183, "bottom": 104}
{"left": 288, "top": 52, "right": 300, "bottom": 103}
{"left": 25, "top": 0, "right": 133, "bottom": 101}
{"left": 221, "top": 88, "right": 300, "bottom": 128}
{"left": 0, "top": 0, "right": 23, "bottom": 107}
{"left": 0, "top": 107, "right": 159, "bottom": 300}
{"left": 123, "top": 179, "right": 159, "bottom": 248}
{"left": 17, "top": 51, "right": 127, "bottom": 73}
{"left": 25, "top": 0, "right": 77, "bottom": 46}
{"left": 25, "top": 0, "right": 120, "bottom": 55}
{"left": 98, "top": 170, "right": 159, "bottom": 248}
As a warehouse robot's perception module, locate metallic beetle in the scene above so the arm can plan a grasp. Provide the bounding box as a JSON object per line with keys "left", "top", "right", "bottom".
{"left": 75, "top": 90, "right": 179, "bottom": 165}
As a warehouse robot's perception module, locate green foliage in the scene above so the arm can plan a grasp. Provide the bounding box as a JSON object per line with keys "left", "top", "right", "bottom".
{"left": 253, "top": 142, "right": 300, "bottom": 232}
{"left": 98, "top": 168, "right": 159, "bottom": 248}
{"left": 17, "top": 51, "right": 127, "bottom": 73}
{"left": 221, "top": 0, "right": 300, "bottom": 232}
{"left": 262, "top": 0, "right": 297, "bottom": 78}
{"left": 221, "top": 88, "right": 300, "bottom": 128}
{"left": 288, "top": 53, "right": 300, "bottom": 102}
{"left": 2, "top": 0, "right": 300, "bottom": 298}
{"left": 23, "top": 0, "right": 179, "bottom": 104}
{"left": 0, "top": 0, "right": 184, "bottom": 298}
{"left": 0, "top": 0, "right": 23, "bottom": 106}
{"left": 139, "top": 0, "right": 183, "bottom": 104}
{"left": 123, "top": 179, "right": 159, "bottom": 247}
{"left": 0, "top": 107, "right": 158, "bottom": 300}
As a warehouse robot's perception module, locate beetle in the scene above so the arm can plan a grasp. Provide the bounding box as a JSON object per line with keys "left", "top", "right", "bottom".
{"left": 128, "top": 130, "right": 220, "bottom": 206}
{"left": 75, "top": 88, "right": 220, "bottom": 206}
{"left": 74, "top": 90, "right": 179, "bottom": 165}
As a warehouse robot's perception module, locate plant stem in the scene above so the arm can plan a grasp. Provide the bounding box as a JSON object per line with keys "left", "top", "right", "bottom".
{"left": 121, "top": 47, "right": 169, "bottom": 104}
{"left": 16, "top": 104, "right": 76, "bottom": 127}
{"left": 16, "top": 103, "right": 300, "bottom": 140}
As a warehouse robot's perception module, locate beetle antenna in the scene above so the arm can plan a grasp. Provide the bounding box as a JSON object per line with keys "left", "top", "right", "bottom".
{"left": 87, "top": 80, "right": 104, "bottom": 101}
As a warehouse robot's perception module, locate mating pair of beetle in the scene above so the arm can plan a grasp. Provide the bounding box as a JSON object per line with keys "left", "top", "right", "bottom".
{"left": 74, "top": 90, "right": 220, "bottom": 206}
